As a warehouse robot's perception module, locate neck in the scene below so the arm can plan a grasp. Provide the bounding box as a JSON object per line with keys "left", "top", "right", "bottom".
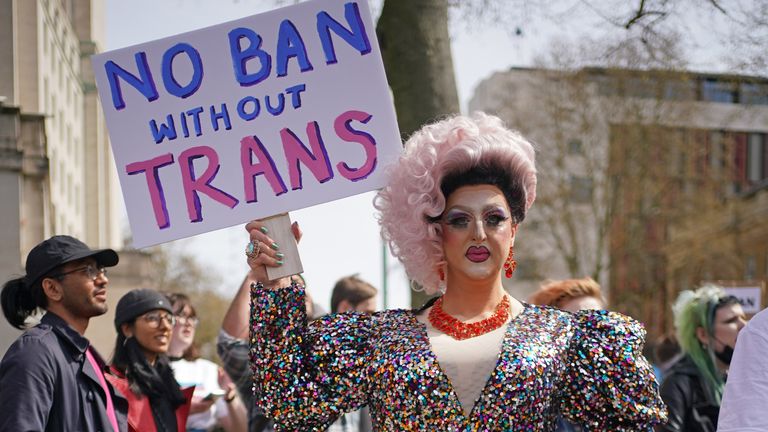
{"left": 47, "top": 306, "right": 88, "bottom": 335}
{"left": 143, "top": 350, "right": 158, "bottom": 366}
{"left": 440, "top": 273, "right": 509, "bottom": 321}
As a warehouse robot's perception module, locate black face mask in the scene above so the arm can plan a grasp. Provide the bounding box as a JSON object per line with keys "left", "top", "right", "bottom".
{"left": 714, "top": 342, "right": 735, "bottom": 365}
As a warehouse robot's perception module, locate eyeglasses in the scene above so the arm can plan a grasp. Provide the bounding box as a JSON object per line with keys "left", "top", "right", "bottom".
{"left": 141, "top": 311, "right": 176, "bottom": 328}
{"left": 51, "top": 265, "right": 107, "bottom": 281}
{"left": 175, "top": 315, "right": 199, "bottom": 327}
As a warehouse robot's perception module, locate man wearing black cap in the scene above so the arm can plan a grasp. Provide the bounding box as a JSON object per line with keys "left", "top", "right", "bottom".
{"left": 0, "top": 235, "right": 127, "bottom": 432}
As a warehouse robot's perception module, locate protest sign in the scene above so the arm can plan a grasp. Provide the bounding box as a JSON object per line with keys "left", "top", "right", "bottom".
{"left": 93, "top": 0, "right": 401, "bottom": 248}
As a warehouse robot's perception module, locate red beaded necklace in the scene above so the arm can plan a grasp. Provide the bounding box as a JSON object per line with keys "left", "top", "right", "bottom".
{"left": 428, "top": 295, "right": 511, "bottom": 340}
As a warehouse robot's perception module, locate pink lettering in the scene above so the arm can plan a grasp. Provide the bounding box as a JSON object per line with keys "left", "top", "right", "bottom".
{"left": 334, "top": 110, "right": 377, "bottom": 181}
{"left": 125, "top": 153, "right": 175, "bottom": 229}
{"left": 178, "top": 146, "right": 239, "bottom": 222}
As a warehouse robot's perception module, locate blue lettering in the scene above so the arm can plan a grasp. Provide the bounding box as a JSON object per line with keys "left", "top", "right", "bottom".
{"left": 237, "top": 96, "right": 261, "bottom": 121}
{"left": 186, "top": 107, "right": 204, "bottom": 136}
{"left": 149, "top": 114, "right": 177, "bottom": 144}
{"left": 285, "top": 84, "right": 306, "bottom": 108}
{"left": 104, "top": 52, "right": 159, "bottom": 110}
{"left": 265, "top": 93, "right": 285, "bottom": 116}
{"left": 161, "top": 43, "right": 204, "bottom": 99}
{"left": 275, "top": 19, "right": 313, "bottom": 77}
{"left": 210, "top": 103, "right": 232, "bottom": 131}
{"left": 316, "top": 2, "right": 371, "bottom": 65}
{"left": 229, "top": 27, "right": 272, "bottom": 87}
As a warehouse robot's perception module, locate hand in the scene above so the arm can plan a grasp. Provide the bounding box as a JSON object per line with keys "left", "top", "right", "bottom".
{"left": 189, "top": 396, "right": 216, "bottom": 414}
{"left": 244, "top": 220, "right": 302, "bottom": 289}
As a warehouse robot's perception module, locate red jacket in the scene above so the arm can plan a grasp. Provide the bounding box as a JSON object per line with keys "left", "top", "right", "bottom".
{"left": 106, "top": 366, "right": 194, "bottom": 432}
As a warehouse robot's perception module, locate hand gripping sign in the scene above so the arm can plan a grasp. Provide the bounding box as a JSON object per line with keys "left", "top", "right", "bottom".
{"left": 93, "top": 0, "right": 401, "bottom": 276}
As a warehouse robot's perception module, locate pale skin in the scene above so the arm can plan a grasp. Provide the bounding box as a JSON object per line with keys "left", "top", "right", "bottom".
{"left": 695, "top": 302, "right": 747, "bottom": 372}
{"left": 245, "top": 184, "right": 524, "bottom": 330}
{"left": 41, "top": 258, "right": 109, "bottom": 335}
{"left": 224, "top": 222, "right": 303, "bottom": 339}
{"left": 428, "top": 184, "right": 524, "bottom": 323}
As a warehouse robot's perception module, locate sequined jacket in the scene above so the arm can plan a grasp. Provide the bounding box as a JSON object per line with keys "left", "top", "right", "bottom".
{"left": 250, "top": 284, "right": 667, "bottom": 431}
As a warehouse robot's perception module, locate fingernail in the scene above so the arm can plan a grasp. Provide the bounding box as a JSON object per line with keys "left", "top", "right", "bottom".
{"left": 276, "top": 260, "right": 284, "bottom": 266}
{"left": 276, "top": 252, "right": 284, "bottom": 259}
{"left": 260, "top": 226, "right": 269, "bottom": 234}
{"left": 271, "top": 242, "right": 279, "bottom": 250}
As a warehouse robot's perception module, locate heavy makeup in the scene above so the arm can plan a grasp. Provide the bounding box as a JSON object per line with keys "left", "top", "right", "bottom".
{"left": 440, "top": 184, "right": 516, "bottom": 285}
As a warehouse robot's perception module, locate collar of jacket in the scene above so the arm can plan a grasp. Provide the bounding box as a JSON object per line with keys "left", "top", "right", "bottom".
{"left": 42, "top": 312, "right": 90, "bottom": 356}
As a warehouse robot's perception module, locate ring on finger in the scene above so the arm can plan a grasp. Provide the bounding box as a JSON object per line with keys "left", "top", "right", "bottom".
{"left": 245, "top": 239, "right": 261, "bottom": 259}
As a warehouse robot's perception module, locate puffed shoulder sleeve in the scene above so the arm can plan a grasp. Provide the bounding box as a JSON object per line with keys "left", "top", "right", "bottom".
{"left": 250, "top": 282, "right": 374, "bottom": 432}
{"left": 561, "top": 310, "right": 667, "bottom": 431}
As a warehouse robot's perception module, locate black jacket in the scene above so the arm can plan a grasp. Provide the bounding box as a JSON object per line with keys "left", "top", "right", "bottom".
{"left": 0, "top": 312, "right": 128, "bottom": 432}
{"left": 657, "top": 355, "right": 720, "bottom": 432}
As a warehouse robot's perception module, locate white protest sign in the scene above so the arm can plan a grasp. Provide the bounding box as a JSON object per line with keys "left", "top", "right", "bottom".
{"left": 92, "top": 0, "right": 401, "bottom": 248}
{"left": 723, "top": 286, "right": 763, "bottom": 314}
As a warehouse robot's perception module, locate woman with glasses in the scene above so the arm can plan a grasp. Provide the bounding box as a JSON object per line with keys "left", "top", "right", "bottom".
{"left": 167, "top": 293, "right": 246, "bottom": 432}
{"left": 659, "top": 285, "right": 748, "bottom": 432}
{"left": 107, "top": 288, "right": 194, "bottom": 432}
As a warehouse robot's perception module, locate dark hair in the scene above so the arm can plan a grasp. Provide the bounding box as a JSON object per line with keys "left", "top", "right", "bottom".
{"left": 112, "top": 322, "right": 186, "bottom": 407}
{"left": 330, "top": 275, "right": 378, "bottom": 313}
{"left": 166, "top": 292, "right": 200, "bottom": 361}
{"left": 654, "top": 333, "right": 682, "bottom": 364}
{"left": 1, "top": 275, "right": 54, "bottom": 329}
{"left": 438, "top": 161, "right": 527, "bottom": 224}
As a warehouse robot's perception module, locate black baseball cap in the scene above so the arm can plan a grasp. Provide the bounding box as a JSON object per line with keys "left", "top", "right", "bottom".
{"left": 114, "top": 289, "right": 173, "bottom": 330}
{"left": 23, "top": 235, "right": 119, "bottom": 287}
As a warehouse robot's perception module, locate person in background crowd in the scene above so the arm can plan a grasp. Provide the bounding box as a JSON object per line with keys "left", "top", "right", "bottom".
{"left": 527, "top": 277, "right": 606, "bottom": 313}
{"left": 0, "top": 235, "right": 126, "bottom": 432}
{"left": 217, "top": 267, "right": 325, "bottom": 432}
{"left": 245, "top": 112, "right": 665, "bottom": 430}
{"left": 658, "top": 285, "right": 747, "bottom": 432}
{"left": 717, "top": 305, "right": 768, "bottom": 431}
{"left": 653, "top": 333, "right": 683, "bottom": 382}
{"left": 107, "top": 288, "right": 194, "bottom": 432}
{"left": 327, "top": 275, "right": 377, "bottom": 432}
{"left": 167, "top": 292, "right": 247, "bottom": 432}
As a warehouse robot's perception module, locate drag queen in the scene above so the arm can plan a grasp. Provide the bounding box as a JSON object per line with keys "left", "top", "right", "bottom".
{"left": 245, "top": 113, "right": 666, "bottom": 431}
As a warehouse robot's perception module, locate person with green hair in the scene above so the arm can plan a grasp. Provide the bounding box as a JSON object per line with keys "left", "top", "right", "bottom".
{"left": 658, "top": 285, "right": 747, "bottom": 432}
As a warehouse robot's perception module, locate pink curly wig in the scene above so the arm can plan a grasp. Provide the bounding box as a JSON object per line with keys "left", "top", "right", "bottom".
{"left": 374, "top": 112, "right": 537, "bottom": 295}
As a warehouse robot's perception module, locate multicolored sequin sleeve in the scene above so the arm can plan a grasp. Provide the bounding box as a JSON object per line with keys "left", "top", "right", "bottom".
{"left": 561, "top": 310, "right": 668, "bottom": 431}
{"left": 249, "top": 282, "right": 373, "bottom": 431}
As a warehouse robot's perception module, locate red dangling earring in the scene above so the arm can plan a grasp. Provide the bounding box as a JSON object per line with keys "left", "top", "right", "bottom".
{"left": 503, "top": 246, "right": 517, "bottom": 278}
{"left": 437, "top": 267, "right": 447, "bottom": 293}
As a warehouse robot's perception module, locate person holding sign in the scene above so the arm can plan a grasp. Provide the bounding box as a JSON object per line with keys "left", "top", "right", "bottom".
{"left": 659, "top": 285, "right": 747, "bottom": 432}
{"left": 244, "top": 113, "right": 666, "bottom": 430}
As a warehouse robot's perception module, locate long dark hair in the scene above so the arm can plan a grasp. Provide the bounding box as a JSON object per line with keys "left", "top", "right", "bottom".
{"left": 1, "top": 275, "right": 51, "bottom": 329}
{"left": 112, "top": 323, "right": 186, "bottom": 407}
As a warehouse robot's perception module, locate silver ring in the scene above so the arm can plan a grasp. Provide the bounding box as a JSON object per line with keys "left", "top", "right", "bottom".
{"left": 245, "top": 240, "right": 261, "bottom": 260}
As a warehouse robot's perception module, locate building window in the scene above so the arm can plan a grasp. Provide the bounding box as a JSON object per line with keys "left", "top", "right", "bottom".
{"left": 569, "top": 176, "right": 593, "bottom": 203}
{"left": 740, "top": 83, "right": 768, "bottom": 105}
{"left": 664, "top": 79, "right": 696, "bottom": 101}
{"left": 568, "top": 139, "right": 583, "bottom": 155}
{"left": 701, "top": 78, "right": 737, "bottom": 103}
